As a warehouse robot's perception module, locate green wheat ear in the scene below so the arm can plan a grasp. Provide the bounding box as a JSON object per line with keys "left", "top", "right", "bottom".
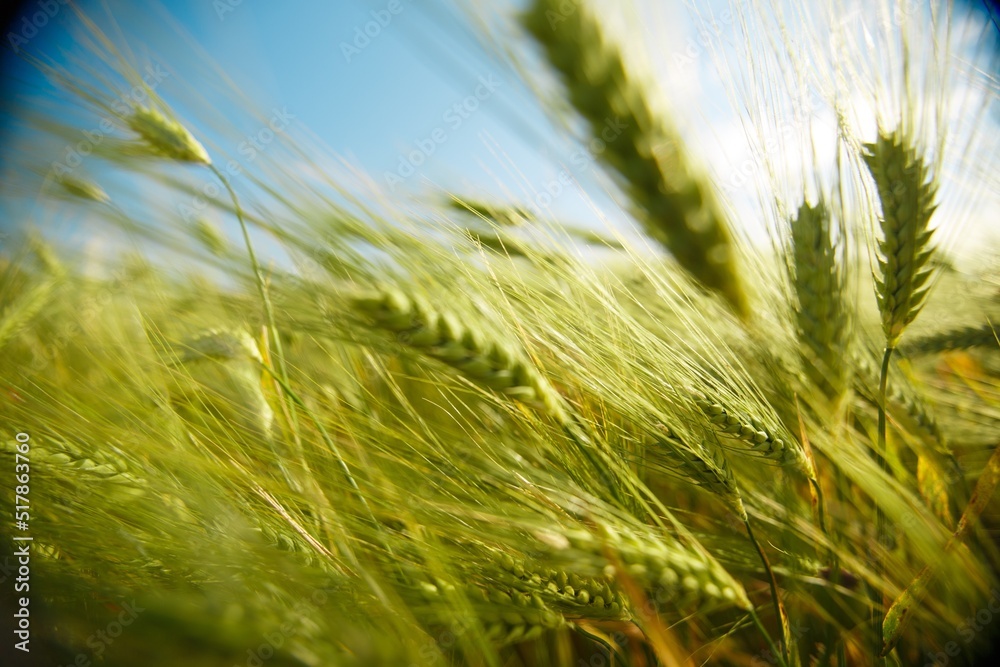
{"left": 863, "top": 128, "right": 938, "bottom": 347}
{"left": 169, "top": 328, "right": 275, "bottom": 444}
{"left": 906, "top": 323, "right": 998, "bottom": 355}
{"left": 127, "top": 106, "right": 211, "bottom": 165}
{"left": 53, "top": 174, "right": 111, "bottom": 204}
{"left": 522, "top": 0, "right": 748, "bottom": 319}
{"left": 351, "top": 287, "right": 569, "bottom": 423}
{"left": 789, "top": 200, "right": 848, "bottom": 399}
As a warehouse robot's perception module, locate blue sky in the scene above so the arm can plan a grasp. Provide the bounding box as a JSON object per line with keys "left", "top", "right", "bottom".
{"left": 2, "top": 0, "right": 627, "bottom": 242}
{"left": 1, "top": 0, "right": 997, "bottom": 263}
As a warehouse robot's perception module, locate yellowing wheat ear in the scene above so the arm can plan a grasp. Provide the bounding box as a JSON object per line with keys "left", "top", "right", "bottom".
{"left": 863, "top": 127, "right": 937, "bottom": 348}
{"left": 523, "top": 0, "right": 748, "bottom": 319}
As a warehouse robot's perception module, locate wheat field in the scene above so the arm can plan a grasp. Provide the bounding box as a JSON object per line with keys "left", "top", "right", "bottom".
{"left": 1, "top": 1, "right": 999, "bottom": 665}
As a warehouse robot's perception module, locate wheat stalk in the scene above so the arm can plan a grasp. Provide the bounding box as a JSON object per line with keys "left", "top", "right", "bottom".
{"left": 863, "top": 125, "right": 939, "bottom": 663}
{"left": 124, "top": 101, "right": 292, "bottom": 435}
{"left": 522, "top": 0, "right": 748, "bottom": 318}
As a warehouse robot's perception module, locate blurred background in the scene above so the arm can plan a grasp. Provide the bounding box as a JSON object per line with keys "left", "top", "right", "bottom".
{"left": 1, "top": 0, "right": 998, "bottom": 266}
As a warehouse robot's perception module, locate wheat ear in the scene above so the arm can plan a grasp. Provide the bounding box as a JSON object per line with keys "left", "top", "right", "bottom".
{"left": 0, "top": 240, "right": 65, "bottom": 352}
{"left": 2, "top": 437, "right": 146, "bottom": 497}
{"left": 53, "top": 174, "right": 111, "bottom": 204}
{"left": 692, "top": 392, "right": 811, "bottom": 474}
{"left": 127, "top": 106, "right": 211, "bottom": 165}
{"left": 789, "top": 200, "right": 848, "bottom": 400}
{"left": 352, "top": 288, "right": 569, "bottom": 421}
{"left": 0, "top": 279, "right": 57, "bottom": 352}
{"left": 414, "top": 571, "right": 566, "bottom": 646}
{"left": 906, "top": 323, "right": 998, "bottom": 355}
{"left": 863, "top": 127, "right": 938, "bottom": 348}
{"left": 649, "top": 423, "right": 746, "bottom": 518}
{"left": 543, "top": 522, "right": 752, "bottom": 612}
{"left": 522, "top": 0, "right": 748, "bottom": 318}
{"left": 170, "top": 328, "right": 276, "bottom": 444}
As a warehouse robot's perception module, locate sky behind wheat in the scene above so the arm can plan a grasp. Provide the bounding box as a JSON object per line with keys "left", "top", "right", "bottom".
{"left": 1, "top": 0, "right": 997, "bottom": 264}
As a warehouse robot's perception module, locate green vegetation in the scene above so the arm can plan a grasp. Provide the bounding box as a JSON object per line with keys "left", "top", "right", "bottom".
{"left": 1, "top": 1, "right": 998, "bottom": 666}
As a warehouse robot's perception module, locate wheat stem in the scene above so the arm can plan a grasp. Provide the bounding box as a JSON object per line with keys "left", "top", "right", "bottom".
{"left": 864, "top": 125, "right": 938, "bottom": 665}
{"left": 748, "top": 607, "right": 791, "bottom": 667}
{"left": 256, "top": 361, "right": 386, "bottom": 554}
{"left": 745, "top": 516, "right": 792, "bottom": 667}
{"left": 871, "top": 344, "right": 893, "bottom": 665}
{"left": 209, "top": 165, "right": 306, "bottom": 473}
